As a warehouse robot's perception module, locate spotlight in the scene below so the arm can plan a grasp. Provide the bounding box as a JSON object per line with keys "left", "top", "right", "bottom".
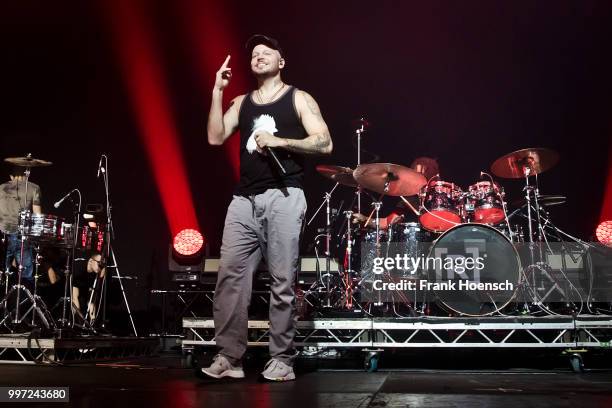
{"left": 169, "top": 229, "right": 205, "bottom": 287}
{"left": 596, "top": 221, "right": 612, "bottom": 247}
{"left": 173, "top": 228, "right": 204, "bottom": 257}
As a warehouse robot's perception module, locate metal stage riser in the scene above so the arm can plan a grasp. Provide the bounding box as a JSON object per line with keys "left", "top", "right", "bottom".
{"left": 182, "top": 317, "right": 612, "bottom": 350}
{"left": 0, "top": 335, "right": 159, "bottom": 364}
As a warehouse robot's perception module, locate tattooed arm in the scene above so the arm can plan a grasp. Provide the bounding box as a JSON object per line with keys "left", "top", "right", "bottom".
{"left": 263, "top": 90, "right": 332, "bottom": 155}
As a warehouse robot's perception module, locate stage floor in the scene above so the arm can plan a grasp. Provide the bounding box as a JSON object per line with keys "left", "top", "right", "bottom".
{"left": 1, "top": 353, "right": 612, "bottom": 407}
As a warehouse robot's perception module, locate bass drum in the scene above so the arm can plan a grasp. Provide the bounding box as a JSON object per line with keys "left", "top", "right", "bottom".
{"left": 425, "top": 223, "right": 520, "bottom": 316}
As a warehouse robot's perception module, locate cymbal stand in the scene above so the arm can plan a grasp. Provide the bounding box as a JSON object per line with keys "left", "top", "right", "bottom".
{"left": 520, "top": 166, "right": 555, "bottom": 311}
{"left": 307, "top": 182, "right": 340, "bottom": 308}
{"left": 355, "top": 118, "right": 367, "bottom": 214}
{"left": 343, "top": 210, "right": 354, "bottom": 309}
{"left": 371, "top": 200, "right": 383, "bottom": 306}
{"left": 9, "top": 165, "right": 32, "bottom": 325}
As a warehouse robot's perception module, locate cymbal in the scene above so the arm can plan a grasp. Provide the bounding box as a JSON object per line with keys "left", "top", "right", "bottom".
{"left": 4, "top": 155, "right": 52, "bottom": 167}
{"left": 316, "top": 164, "right": 358, "bottom": 187}
{"left": 353, "top": 163, "right": 427, "bottom": 196}
{"left": 512, "top": 195, "right": 567, "bottom": 208}
{"left": 491, "top": 148, "right": 559, "bottom": 179}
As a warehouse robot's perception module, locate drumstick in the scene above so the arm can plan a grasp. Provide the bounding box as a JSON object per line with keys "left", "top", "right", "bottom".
{"left": 364, "top": 208, "right": 376, "bottom": 228}
{"left": 399, "top": 196, "right": 420, "bottom": 216}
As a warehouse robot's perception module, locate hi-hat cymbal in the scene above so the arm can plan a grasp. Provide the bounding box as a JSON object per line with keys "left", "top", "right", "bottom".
{"left": 353, "top": 163, "right": 427, "bottom": 196}
{"left": 491, "top": 148, "right": 559, "bottom": 179}
{"left": 316, "top": 164, "right": 358, "bottom": 187}
{"left": 4, "top": 155, "right": 53, "bottom": 167}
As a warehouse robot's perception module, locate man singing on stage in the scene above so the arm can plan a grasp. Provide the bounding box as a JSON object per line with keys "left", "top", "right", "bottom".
{"left": 203, "top": 35, "right": 333, "bottom": 381}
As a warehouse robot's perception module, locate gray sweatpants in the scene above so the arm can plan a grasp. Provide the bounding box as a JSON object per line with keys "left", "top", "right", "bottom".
{"left": 213, "top": 187, "right": 307, "bottom": 365}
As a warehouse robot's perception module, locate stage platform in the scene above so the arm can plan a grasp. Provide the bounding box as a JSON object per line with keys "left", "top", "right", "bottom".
{"left": 183, "top": 315, "right": 612, "bottom": 349}
{"left": 0, "top": 333, "right": 159, "bottom": 365}
{"left": 182, "top": 315, "right": 612, "bottom": 371}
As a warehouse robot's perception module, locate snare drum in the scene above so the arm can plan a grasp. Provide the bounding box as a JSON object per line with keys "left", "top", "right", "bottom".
{"left": 466, "top": 181, "right": 505, "bottom": 225}
{"left": 419, "top": 181, "right": 464, "bottom": 232}
{"left": 18, "top": 211, "right": 64, "bottom": 242}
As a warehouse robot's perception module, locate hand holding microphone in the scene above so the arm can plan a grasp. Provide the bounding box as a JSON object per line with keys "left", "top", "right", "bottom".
{"left": 254, "top": 131, "right": 287, "bottom": 174}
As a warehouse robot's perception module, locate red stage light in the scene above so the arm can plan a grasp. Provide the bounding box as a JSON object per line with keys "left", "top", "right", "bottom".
{"left": 101, "top": 0, "right": 200, "bottom": 237}
{"left": 177, "top": 0, "right": 242, "bottom": 182}
{"left": 596, "top": 221, "right": 612, "bottom": 247}
{"left": 173, "top": 229, "right": 204, "bottom": 257}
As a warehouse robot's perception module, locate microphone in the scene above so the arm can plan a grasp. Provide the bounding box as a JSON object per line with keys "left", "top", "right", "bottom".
{"left": 97, "top": 156, "right": 104, "bottom": 178}
{"left": 54, "top": 189, "right": 77, "bottom": 208}
{"left": 266, "top": 147, "right": 286, "bottom": 174}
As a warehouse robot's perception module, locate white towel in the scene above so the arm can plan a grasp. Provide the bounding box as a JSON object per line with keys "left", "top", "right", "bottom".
{"left": 247, "top": 114, "right": 278, "bottom": 154}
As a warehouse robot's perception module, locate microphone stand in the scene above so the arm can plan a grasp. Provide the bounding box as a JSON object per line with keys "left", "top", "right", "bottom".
{"left": 96, "top": 155, "right": 138, "bottom": 336}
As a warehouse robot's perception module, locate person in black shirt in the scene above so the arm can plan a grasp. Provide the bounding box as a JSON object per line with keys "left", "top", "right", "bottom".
{"left": 203, "top": 35, "right": 332, "bottom": 381}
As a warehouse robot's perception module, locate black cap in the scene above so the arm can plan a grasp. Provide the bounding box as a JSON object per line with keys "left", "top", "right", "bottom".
{"left": 245, "top": 34, "right": 283, "bottom": 58}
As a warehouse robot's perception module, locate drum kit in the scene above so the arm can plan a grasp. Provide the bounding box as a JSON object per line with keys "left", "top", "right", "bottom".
{"left": 308, "top": 138, "right": 594, "bottom": 317}
{"left": 0, "top": 154, "right": 137, "bottom": 336}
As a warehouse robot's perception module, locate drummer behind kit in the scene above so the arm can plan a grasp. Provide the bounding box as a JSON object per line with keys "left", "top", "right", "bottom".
{"left": 0, "top": 154, "right": 137, "bottom": 336}
{"left": 308, "top": 143, "right": 609, "bottom": 317}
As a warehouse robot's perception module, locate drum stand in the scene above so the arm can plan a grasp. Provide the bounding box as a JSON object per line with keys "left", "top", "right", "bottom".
{"left": 0, "top": 239, "right": 55, "bottom": 332}
{"left": 56, "top": 249, "right": 74, "bottom": 330}
{"left": 531, "top": 207, "right": 598, "bottom": 311}
{"left": 517, "top": 165, "right": 570, "bottom": 314}
{"left": 307, "top": 183, "right": 340, "bottom": 308}
{"left": 51, "top": 254, "right": 96, "bottom": 334}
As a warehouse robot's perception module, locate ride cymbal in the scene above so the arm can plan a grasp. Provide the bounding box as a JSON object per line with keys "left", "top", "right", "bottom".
{"left": 353, "top": 163, "right": 427, "bottom": 196}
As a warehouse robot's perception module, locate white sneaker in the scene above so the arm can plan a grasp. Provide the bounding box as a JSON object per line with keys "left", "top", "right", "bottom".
{"left": 201, "top": 354, "right": 245, "bottom": 379}
{"left": 261, "top": 359, "right": 295, "bottom": 381}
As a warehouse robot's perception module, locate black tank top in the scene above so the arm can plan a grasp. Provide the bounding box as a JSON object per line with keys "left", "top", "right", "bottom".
{"left": 236, "top": 86, "right": 306, "bottom": 196}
